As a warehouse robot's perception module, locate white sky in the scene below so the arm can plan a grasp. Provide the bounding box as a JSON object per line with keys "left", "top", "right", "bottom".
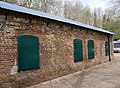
{"left": 63, "top": 0, "right": 113, "bottom": 10}
{"left": 80, "top": 0, "right": 112, "bottom": 10}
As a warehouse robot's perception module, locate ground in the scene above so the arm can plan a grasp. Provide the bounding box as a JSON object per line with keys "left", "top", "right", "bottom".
{"left": 28, "top": 53, "right": 120, "bottom": 88}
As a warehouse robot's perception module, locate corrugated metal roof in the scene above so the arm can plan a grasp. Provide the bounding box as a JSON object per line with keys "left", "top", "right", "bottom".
{"left": 0, "top": 1, "right": 114, "bottom": 35}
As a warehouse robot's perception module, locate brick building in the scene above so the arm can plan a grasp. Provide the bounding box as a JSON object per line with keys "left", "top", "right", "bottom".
{"left": 0, "top": 1, "right": 114, "bottom": 88}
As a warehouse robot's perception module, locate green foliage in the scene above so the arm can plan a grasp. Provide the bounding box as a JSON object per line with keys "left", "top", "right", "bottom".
{"left": 110, "top": 20, "right": 120, "bottom": 40}
{"left": 1, "top": 0, "right": 120, "bottom": 40}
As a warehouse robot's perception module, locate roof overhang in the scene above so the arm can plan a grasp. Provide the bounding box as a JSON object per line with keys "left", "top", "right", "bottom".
{"left": 0, "top": 1, "right": 114, "bottom": 35}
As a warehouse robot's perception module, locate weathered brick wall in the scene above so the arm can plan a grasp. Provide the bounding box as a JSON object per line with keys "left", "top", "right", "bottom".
{"left": 0, "top": 9, "right": 114, "bottom": 88}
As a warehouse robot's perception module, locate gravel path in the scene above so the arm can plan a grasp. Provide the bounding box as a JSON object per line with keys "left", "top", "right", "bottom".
{"left": 28, "top": 53, "right": 120, "bottom": 88}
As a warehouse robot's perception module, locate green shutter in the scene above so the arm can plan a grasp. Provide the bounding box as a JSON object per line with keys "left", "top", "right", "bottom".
{"left": 18, "top": 35, "right": 40, "bottom": 72}
{"left": 88, "top": 40, "right": 94, "bottom": 59}
{"left": 74, "top": 39, "right": 83, "bottom": 62}
{"left": 105, "top": 41, "right": 110, "bottom": 56}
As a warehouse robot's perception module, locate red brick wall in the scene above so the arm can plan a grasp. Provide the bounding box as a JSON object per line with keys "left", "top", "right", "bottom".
{"left": 0, "top": 9, "right": 114, "bottom": 88}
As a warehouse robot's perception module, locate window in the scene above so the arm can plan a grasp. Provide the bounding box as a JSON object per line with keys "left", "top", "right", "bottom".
{"left": 105, "top": 41, "right": 110, "bottom": 56}
{"left": 74, "top": 39, "right": 83, "bottom": 62}
{"left": 18, "top": 35, "right": 40, "bottom": 72}
{"left": 88, "top": 40, "right": 94, "bottom": 59}
{"left": 114, "top": 43, "right": 120, "bottom": 48}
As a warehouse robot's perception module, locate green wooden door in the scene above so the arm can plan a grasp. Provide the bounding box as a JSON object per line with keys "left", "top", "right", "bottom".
{"left": 105, "top": 41, "right": 110, "bottom": 56}
{"left": 18, "top": 35, "right": 40, "bottom": 72}
{"left": 74, "top": 39, "right": 83, "bottom": 62}
{"left": 88, "top": 40, "right": 94, "bottom": 59}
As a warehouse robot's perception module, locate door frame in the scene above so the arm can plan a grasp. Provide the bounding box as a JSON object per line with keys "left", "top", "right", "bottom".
{"left": 108, "top": 36, "right": 111, "bottom": 61}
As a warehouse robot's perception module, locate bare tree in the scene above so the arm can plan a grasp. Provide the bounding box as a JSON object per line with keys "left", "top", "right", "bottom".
{"left": 112, "top": 0, "right": 120, "bottom": 18}
{"left": 2, "top": 0, "right": 17, "bottom": 3}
